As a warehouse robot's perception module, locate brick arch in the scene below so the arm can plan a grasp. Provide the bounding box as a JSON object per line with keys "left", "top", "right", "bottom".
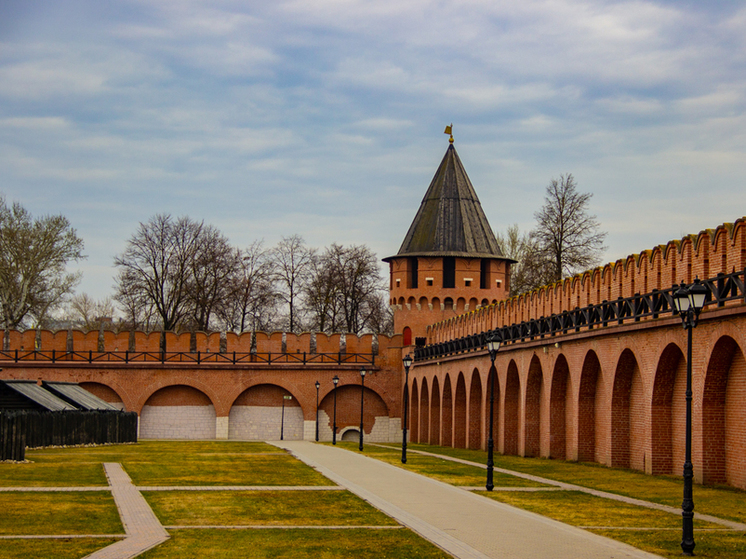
{"left": 140, "top": 385, "right": 216, "bottom": 440}
{"left": 524, "top": 355, "right": 542, "bottom": 457}
{"left": 503, "top": 360, "right": 520, "bottom": 455}
{"left": 549, "top": 354, "right": 569, "bottom": 459}
{"left": 134, "top": 378, "right": 220, "bottom": 414}
{"left": 79, "top": 382, "right": 125, "bottom": 411}
{"left": 420, "top": 377, "right": 430, "bottom": 444}
{"left": 611, "top": 349, "right": 645, "bottom": 469}
{"left": 442, "top": 373, "right": 453, "bottom": 447}
{"left": 468, "top": 369, "right": 482, "bottom": 449}
{"left": 430, "top": 376, "right": 441, "bottom": 445}
{"left": 702, "top": 336, "right": 746, "bottom": 488}
{"left": 454, "top": 372, "right": 467, "bottom": 448}
{"left": 577, "top": 350, "right": 600, "bottom": 462}
{"left": 229, "top": 383, "right": 303, "bottom": 441}
{"left": 651, "top": 343, "right": 686, "bottom": 475}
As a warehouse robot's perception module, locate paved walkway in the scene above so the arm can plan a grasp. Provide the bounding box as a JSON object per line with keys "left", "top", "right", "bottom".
{"left": 276, "top": 441, "right": 664, "bottom": 559}
{"left": 82, "top": 464, "right": 169, "bottom": 559}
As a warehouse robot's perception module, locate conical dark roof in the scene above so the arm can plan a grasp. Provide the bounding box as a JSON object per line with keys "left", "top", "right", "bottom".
{"left": 384, "top": 143, "right": 506, "bottom": 261}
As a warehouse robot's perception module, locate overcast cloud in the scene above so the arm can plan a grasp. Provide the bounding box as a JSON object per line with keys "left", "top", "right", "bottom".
{"left": 2, "top": 0, "right": 745, "bottom": 300}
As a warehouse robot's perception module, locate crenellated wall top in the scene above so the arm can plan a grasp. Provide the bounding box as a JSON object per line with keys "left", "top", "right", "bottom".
{"left": 0, "top": 328, "right": 401, "bottom": 357}
{"left": 427, "top": 217, "right": 746, "bottom": 344}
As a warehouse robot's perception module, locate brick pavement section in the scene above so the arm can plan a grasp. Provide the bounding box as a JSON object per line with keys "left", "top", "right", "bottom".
{"left": 83, "top": 463, "right": 169, "bottom": 559}
{"left": 276, "top": 441, "right": 665, "bottom": 559}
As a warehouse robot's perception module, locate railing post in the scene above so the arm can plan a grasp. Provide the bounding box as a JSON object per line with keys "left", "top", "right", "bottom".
{"left": 89, "top": 350, "right": 92, "bottom": 363}
{"left": 303, "top": 351, "right": 306, "bottom": 365}
{"left": 125, "top": 350, "right": 129, "bottom": 364}
{"left": 52, "top": 349, "right": 55, "bottom": 363}
{"left": 233, "top": 351, "right": 236, "bottom": 365}
{"left": 197, "top": 351, "right": 201, "bottom": 364}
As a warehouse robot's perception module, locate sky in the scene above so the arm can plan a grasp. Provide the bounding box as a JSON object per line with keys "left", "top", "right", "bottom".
{"left": 2, "top": 0, "right": 746, "bottom": 302}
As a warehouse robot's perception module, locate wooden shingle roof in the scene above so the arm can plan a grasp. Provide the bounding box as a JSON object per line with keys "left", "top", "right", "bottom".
{"left": 384, "top": 143, "right": 506, "bottom": 261}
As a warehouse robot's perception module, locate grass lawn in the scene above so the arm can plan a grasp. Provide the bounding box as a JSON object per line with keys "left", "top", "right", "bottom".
{"left": 479, "top": 490, "right": 723, "bottom": 529}
{"left": 146, "top": 490, "right": 398, "bottom": 526}
{"left": 0, "top": 492, "right": 123, "bottom": 535}
{"left": 139, "top": 528, "right": 452, "bottom": 559}
{"left": 338, "top": 442, "right": 546, "bottom": 487}
{"left": 0, "top": 441, "right": 450, "bottom": 559}
{"left": 589, "top": 529, "right": 746, "bottom": 559}
{"left": 2, "top": 441, "right": 330, "bottom": 487}
{"left": 1, "top": 538, "right": 120, "bottom": 559}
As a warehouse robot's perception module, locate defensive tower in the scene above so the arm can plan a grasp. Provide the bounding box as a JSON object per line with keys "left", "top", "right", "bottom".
{"left": 384, "top": 136, "right": 514, "bottom": 347}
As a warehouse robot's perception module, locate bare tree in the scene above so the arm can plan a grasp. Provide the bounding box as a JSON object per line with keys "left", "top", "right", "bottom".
{"left": 218, "top": 241, "right": 278, "bottom": 332}
{"left": 496, "top": 224, "right": 554, "bottom": 296}
{"left": 114, "top": 214, "right": 204, "bottom": 349}
{"left": 271, "top": 235, "right": 314, "bottom": 333}
{"left": 534, "top": 174, "right": 607, "bottom": 282}
{"left": 306, "top": 243, "right": 387, "bottom": 335}
{"left": 68, "top": 294, "right": 116, "bottom": 331}
{"left": 0, "top": 196, "right": 85, "bottom": 331}
{"left": 305, "top": 252, "right": 343, "bottom": 333}
{"left": 185, "top": 225, "right": 239, "bottom": 332}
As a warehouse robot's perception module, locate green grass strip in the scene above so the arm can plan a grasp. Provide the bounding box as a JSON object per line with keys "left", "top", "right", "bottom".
{"left": 335, "top": 442, "right": 545, "bottom": 487}
{"left": 145, "top": 490, "right": 398, "bottom": 527}
{"left": 480, "top": 490, "right": 723, "bottom": 529}
{"left": 589, "top": 529, "right": 746, "bottom": 559}
{"left": 126, "top": 453, "right": 330, "bottom": 486}
{"left": 4, "top": 441, "right": 330, "bottom": 487}
{"left": 0, "top": 492, "right": 123, "bottom": 535}
{"left": 139, "top": 528, "right": 452, "bottom": 558}
{"left": 0, "top": 538, "right": 119, "bottom": 559}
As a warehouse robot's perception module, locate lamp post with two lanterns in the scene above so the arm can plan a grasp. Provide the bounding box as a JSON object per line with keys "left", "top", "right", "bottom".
{"left": 671, "top": 277, "right": 708, "bottom": 556}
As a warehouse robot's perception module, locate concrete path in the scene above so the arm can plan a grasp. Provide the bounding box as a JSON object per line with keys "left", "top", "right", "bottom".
{"left": 276, "top": 441, "right": 664, "bottom": 559}
{"left": 82, "top": 463, "right": 169, "bottom": 559}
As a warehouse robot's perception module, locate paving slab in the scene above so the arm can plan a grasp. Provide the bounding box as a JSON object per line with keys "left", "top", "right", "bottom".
{"left": 275, "top": 441, "right": 664, "bottom": 559}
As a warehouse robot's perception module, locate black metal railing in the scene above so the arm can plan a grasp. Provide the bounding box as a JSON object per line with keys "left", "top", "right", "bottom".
{"left": 415, "top": 270, "right": 746, "bottom": 362}
{"left": 0, "top": 349, "right": 376, "bottom": 367}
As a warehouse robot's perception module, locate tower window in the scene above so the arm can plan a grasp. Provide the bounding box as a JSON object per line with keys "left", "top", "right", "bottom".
{"left": 480, "top": 259, "right": 490, "bottom": 289}
{"left": 408, "top": 257, "right": 418, "bottom": 289}
{"left": 443, "top": 257, "right": 455, "bottom": 288}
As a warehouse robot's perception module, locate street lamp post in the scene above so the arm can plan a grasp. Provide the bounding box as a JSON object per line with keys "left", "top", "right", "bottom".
{"left": 401, "top": 354, "right": 413, "bottom": 464}
{"left": 332, "top": 375, "right": 339, "bottom": 445}
{"left": 280, "top": 395, "right": 292, "bottom": 440}
{"left": 359, "top": 367, "right": 366, "bottom": 451}
{"left": 486, "top": 332, "right": 501, "bottom": 491}
{"left": 672, "top": 277, "right": 708, "bottom": 556}
{"left": 315, "top": 381, "right": 320, "bottom": 442}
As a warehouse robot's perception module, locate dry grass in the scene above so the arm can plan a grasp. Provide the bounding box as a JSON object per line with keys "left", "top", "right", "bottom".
{"left": 145, "top": 490, "right": 398, "bottom": 526}
{"left": 139, "top": 528, "right": 452, "bottom": 559}
{"left": 1, "top": 538, "right": 119, "bottom": 559}
{"left": 0, "top": 492, "right": 123, "bottom": 535}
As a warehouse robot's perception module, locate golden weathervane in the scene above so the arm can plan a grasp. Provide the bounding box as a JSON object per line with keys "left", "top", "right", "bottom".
{"left": 444, "top": 124, "right": 454, "bottom": 143}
